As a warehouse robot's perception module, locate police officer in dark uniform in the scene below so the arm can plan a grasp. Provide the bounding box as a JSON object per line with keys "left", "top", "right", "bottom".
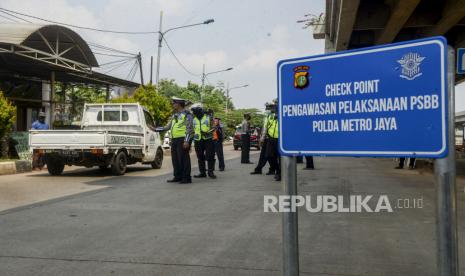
{"left": 213, "top": 117, "right": 225, "bottom": 171}
{"left": 191, "top": 104, "right": 216, "bottom": 179}
{"left": 265, "top": 101, "right": 280, "bottom": 181}
{"left": 156, "top": 97, "right": 194, "bottom": 184}
{"left": 251, "top": 102, "right": 276, "bottom": 175}
{"left": 241, "top": 113, "right": 252, "bottom": 164}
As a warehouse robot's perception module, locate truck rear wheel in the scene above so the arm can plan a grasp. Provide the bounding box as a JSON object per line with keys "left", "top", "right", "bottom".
{"left": 111, "top": 151, "right": 127, "bottom": 175}
{"left": 46, "top": 155, "right": 65, "bottom": 176}
{"left": 151, "top": 148, "right": 163, "bottom": 169}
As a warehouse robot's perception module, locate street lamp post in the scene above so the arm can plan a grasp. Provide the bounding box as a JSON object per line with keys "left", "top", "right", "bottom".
{"left": 155, "top": 11, "right": 214, "bottom": 85}
{"left": 200, "top": 65, "right": 233, "bottom": 103}
{"left": 225, "top": 83, "right": 249, "bottom": 113}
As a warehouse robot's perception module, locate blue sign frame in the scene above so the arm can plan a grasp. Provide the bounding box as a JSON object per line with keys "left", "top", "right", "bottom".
{"left": 457, "top": 48, "right": 465, "bottom": 74}
{"left": 277, "top": 37, "right": 447, "bottom": 158}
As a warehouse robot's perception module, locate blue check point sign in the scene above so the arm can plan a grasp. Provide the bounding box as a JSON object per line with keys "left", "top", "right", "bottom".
{"left": 277, "top": 37, "right": 448, "bottom": 158}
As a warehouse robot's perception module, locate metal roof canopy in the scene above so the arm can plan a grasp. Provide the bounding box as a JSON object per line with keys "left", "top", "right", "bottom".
{"left": 320, "top": 0, "right": 465, "bottom": 83}
{"left": 0, "top": 23, "right": 138, "bottom": 88}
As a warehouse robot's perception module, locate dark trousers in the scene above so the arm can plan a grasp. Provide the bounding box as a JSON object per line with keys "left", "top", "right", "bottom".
{"left": 241, "top": 134, "right": 250, "bottom": 163}
{"left": 214, "top": 140, "right": 225, "bottom": 170}
{"left": 171, "top": 137, "right": 191, "bottom": 181}
{"left": 296, "top": 156, "right": 314, "bottom": 169}
{"left": 399, "top": 157, "right": 415, "bottom": 168}
{"left": 266, "top": 138, "right": 280, "bottom": 176}
{"left": 194, "top": 139, "right": 215, "bottom": 174}
{"left": 305, "top": 156, "right": 314, "bottom": 169}
{"left": 254, "top": 139, "right": 275, "bottom": 173}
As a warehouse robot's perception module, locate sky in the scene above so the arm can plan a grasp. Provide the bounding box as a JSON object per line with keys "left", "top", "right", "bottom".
{"left": 2, "top": 0, "right": 465, "bottom": 112}
{"left": 0, "top": 0, "right": 326, "bottom": 110}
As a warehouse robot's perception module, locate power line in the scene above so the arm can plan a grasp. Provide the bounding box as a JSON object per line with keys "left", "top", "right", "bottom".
{"left": 127, "top": 60, "right": 139, "bottom": 81}
{"left": 0, "top": 7, "right": 158, "bottom": 34}
{"left": 162, "top": 35, "right": 201, "bottom": 77}
{"left": 98, "top": 57, "right": 135, "bottom": 67}
{"left": 0, "top": 12, "right": 19, "bottom": 23}
{"left": 0, "top": 9, "right": 32, "bottom": 23}
{"left": 93, "top": 52, "right": 137, "bottom": 58}
{"left": 101, "top": 59, "right": 134, "bottom": 74}
{"left": 88, "top": 42, "right": 138, "bottom": 56}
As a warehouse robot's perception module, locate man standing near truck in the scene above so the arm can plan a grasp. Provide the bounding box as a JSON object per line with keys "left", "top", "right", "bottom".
{"left": 31, "top": 111, "right": 49, "bottom": 170}
{"left": 156, "top": 97, "right": 194, "bottom": 184}
{"left": 251, "top": 102, "right": 276, "bottom": 175}
{"left": 191, "top": 104, "right": 216, "bottom": 179}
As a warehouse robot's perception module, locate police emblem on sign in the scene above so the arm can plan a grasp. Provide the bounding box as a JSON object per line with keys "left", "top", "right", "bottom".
{"left": 293, "top": 65, "right": 309, "bottom": 89}
{"left": 397, "top": 52, "right": 425, "bottom": 80}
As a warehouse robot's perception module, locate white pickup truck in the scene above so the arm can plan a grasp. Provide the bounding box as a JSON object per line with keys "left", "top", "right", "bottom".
{"left": 29, "top": 103, "right": 164, "bottom": 176}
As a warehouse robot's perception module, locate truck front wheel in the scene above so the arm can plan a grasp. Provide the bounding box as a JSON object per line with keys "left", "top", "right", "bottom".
{"left": 111, "top": 151, "right": 127, "bottom": 175}
{"left": 151, "top": 148, "right": 163, "bottom": 169}
{"left": 46, "top": 155, "right": 65, "bottom": 176}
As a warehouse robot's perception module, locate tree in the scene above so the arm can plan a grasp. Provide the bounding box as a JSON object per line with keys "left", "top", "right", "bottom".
{"left": 158, "top": 79, "right": 234, "bottom": 115}
{"left": 112, "top": 84, "right": 172, "bottom": 126}
{"left": 110, "top": 92, "right": 136, "bottom": 104}
{"left": 156, "top": 78, "right": 252, "bottom": 136}
{"left": 219, "top": 108, "right": 264, "bottom": 138}
{"left": 0, "top": 90, "right": 16, "bottom": 158}
{"left": 157, "top": 79, "right": 187, "bottom": 98}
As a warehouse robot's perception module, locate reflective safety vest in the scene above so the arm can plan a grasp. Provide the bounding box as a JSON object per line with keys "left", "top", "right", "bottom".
{"left": 267, "top": 116, "right": 278, "bottom": 139}
{"left": 171, "top": 113, "right": 187, "bottom": 138}
{"left": 193, "top": 115, "right": 211, "bottom": 141}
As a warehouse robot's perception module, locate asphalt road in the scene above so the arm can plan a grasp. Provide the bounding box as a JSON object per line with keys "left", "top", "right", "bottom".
{"left": 1, "top": 155, "right": 465, "bottom": 275}
{"left": 0, "top": 145, "right": 243, "bottom": 212}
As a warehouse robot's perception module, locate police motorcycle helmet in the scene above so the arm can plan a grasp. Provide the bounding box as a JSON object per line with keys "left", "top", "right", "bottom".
{"left": 190, "top": 103, "right": 204, "bottom": 118}
{"left": 266, "top": 99, "right": 278, "bottom": 113}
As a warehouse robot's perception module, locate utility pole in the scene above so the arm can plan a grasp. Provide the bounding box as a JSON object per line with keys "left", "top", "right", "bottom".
{"left": 138, "top": 52, "right": 144, "bottom": 86}
{"left": 155, "top": 10, "right": 163, "bottom": 85}
{"left": 224, "top": 83, "right": 248, "bottom": 113}
{"left": 150, "top": 56, "right": 153, "bottom": 84}
{"left": 201, "top": 64, "right": 206, "bottom": 103}
{"left": 154, "top": 16, "right": 214, "bottom": 86}
{"left": 200, "top": 65, "right": 233, "bottom": 104}
{"left": 225, "top": 82, "right": 229, "bottom": 113}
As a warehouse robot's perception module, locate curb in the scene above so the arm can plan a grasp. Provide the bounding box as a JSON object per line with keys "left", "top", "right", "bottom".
{"left": 0, "top": 160, "right": 32, "bottom": 175}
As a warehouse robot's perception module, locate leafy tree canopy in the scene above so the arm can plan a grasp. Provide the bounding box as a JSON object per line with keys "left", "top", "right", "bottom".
{"left": 110, "top": 79, "right": 264, "bottom": 136}
{"left": 112, "top": 84, "right": 172, "bottom": 126}
{"left": 0, "top": 90, "right": 16, "bottom": 138}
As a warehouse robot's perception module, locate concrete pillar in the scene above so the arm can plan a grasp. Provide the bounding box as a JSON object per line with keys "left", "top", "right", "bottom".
{"left": 50, "top": 71, "right": 55, "bottom": 127}
{"left": 41, "top": 81, "right": 51, "bottom": 126}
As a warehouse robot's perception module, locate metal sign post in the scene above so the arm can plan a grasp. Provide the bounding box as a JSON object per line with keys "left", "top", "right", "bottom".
{"left": 277, "top": 37, "right": 454, "bottom": 275}
{"left": 282, "top": 156, "right": 299, "bottom": 276}
{"left": 435, "top": 46, "right": 458, "bottom": 276}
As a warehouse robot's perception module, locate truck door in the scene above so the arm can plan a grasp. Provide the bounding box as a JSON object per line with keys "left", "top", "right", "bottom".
{"left": 143, "top": 110, "right": 158, "bottom": 161}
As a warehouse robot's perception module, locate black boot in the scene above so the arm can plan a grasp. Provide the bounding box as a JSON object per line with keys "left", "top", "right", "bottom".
{"left": 250, "top": 170, "right": 262, "bottom": 175}
{"left": 194, "top": 173, "right": 207, "bottom": 178}
{"left": 167, "top": 178, "right": 181, "bottom": 183}
{"left": 180, "top": 178, "right": 192, "bottom": 184}
{"left": 208, "top": 172, "right": 217, "bottom": 179}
